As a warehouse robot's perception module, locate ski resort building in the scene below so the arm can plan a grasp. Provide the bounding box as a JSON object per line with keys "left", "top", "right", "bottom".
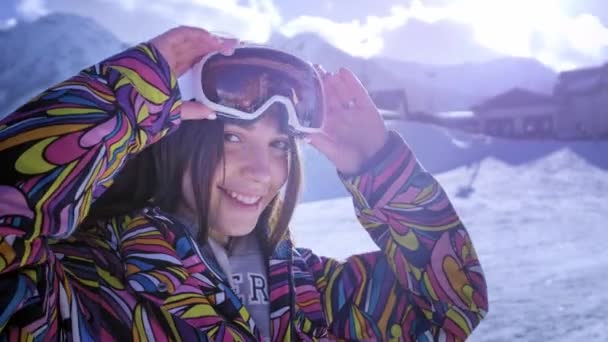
{"left": 472, "top": 88, "right": 557, "bottom": 138}
{"left": 554, "top": 64, "right": 608, "bottom": 139}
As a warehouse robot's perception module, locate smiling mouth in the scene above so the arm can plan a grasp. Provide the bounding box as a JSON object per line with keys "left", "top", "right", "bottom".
{"left": 220, "top": 187, "right": 263, "bottom": 206}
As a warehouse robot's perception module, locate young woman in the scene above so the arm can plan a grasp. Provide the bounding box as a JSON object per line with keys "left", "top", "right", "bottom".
{"left": 0, "top": 27, "right": 488, "bottom": 341}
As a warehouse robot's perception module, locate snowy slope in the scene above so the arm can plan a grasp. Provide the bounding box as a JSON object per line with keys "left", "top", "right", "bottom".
{"left": 0, "top": 14, "right": 126, "bottom": 118}
{"left": 270, "top": 32, "right": 557, "bottom": 112}
{"left": 300, "top": 119, "right": 608, "bottom": 202}
{"left": 292, "top": 147, "right": 608, "bottom": 341}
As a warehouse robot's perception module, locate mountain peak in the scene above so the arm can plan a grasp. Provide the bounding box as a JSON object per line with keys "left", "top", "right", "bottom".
{"left": 0, "top": 13, "right": 126, "bottom": 118}
{"left": 6, "top": 12, "right": 120, "bottom": 43}
{"left": 269, "top": 31, "right": 341, "bottom": 59}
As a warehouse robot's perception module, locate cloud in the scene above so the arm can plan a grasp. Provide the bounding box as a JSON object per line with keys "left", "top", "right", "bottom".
{"left": 276, "top": 0, "right": 482, "bottom": 59}
{"left": 278, "top": 0, "right": 470, "bottom": 58}
{"left": 16, "top": 0, "right": 49, "bottom": 20}
{"left": 560, "top": 14, "right": 608, "bottom": 63}
{"left": 382, "top": 18, "right": 501, "bottom": 65}
{"left": 8, "top": 0, "right": 608, "bottom": 69}
{"left": 0, "top": 18, "right": 17, "bottom": 30}
{"left": 418, "top": 0, "right": 608, "bottom": 69}
{"left": 280, "top": 0, "right": 608, "bottom": 69}
{"left": 444, "top": 0, "right": 608, "bottom": 69}
{"left": 279, "top": 6, "right": 411, "bottom": 58}
{"left": 506, "top": 13, "right": 608, "bottom": 70}
{"left": 42, "top": 0, "right": 283, "bottom": 43}
{"left": 109, "top": 0, "right": 282, "bottom": 32}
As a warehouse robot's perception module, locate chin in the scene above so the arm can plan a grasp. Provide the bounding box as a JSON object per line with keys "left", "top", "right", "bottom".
{"left": 222, "top": 222, "right": 257, "bottom": 237}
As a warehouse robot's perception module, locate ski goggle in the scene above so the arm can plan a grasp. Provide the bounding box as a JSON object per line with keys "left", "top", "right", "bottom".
{"left": 178, "top": 46, "right": 325, "bottom": 134}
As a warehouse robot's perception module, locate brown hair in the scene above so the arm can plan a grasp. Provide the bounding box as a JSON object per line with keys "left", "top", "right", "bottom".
{"left": 85, "top": 119, "right": 302, "bottom": 251}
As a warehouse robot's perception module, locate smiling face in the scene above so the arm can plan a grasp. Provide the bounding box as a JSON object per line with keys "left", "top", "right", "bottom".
{"left": 180, "top": 112, "right": 291, "bottom": 245}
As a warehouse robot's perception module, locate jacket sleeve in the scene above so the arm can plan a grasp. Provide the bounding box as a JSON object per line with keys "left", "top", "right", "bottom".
{"left": 301, "top": 131, "right": 488, "bottom": 341}
{"left": 0, "top": 43, "right": 182, "bottom": 333}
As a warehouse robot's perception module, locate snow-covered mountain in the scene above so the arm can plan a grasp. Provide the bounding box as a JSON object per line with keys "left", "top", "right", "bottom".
{"left": 0, "top": 13, "right": 126, "bottom": 118}
{"left": 269, "top": 32, "right": 476, "bottom": 111}
{"left": 270, "top": 32, "right": 558, "bottom": 112}
{"left": 377, "top": 56, "right": 557, "bottom": 100}
{"left": 269, "top": 32, "right": 405, "bottom": 90}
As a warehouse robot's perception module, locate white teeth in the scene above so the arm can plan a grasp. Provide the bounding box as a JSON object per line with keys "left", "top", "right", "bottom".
{"left": 228, "top": 190, "right": 261, "bottom": 205}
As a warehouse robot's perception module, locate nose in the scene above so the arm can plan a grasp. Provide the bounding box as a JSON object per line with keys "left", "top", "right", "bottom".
{"left": 240, "top": 146, "right": 272, "bottom": 185}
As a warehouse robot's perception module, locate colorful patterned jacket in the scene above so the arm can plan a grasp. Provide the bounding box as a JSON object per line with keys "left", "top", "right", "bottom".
{"left": 0, "top": 44, "right": 488, "bottom": 341}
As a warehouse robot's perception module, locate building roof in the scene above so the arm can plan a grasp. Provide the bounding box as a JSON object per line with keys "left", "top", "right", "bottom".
{"left": 558, "top": 64, "right": 604, "bottom": 82}
{"left": 474, "top": 88, "right": 554, "bottom": 111}
{"left": 435, "top": 111, "right": 475, "bottom": 119}
{"left": 555, "top": 63, "right": 606, "bottom": 94}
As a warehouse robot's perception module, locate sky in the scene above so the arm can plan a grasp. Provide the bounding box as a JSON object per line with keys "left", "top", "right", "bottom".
{"left": 1, "top": 0, "right": 608, "bottom": 70}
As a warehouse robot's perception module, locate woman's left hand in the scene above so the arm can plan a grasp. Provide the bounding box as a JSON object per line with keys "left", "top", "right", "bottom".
{"left": 307, "top": 67, "right": 389, "bottom": 175}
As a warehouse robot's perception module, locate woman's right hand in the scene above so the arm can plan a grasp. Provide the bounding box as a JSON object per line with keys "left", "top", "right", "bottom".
{"left": 150, "top": 26, "right": 239, "bottom": 121}
{"left": 150, "top": 26, "right": 238, "bottom": 77}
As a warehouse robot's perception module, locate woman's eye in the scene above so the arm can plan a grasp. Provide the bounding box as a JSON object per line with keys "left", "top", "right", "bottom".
{"left": 272, "top": 140, "right": 291, "bottom": 152}
{"left": 224, "top": 133, "right": 241, "bottom": 143}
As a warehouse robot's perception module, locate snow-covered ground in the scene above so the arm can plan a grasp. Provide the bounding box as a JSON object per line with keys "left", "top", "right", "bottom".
{"left": 291, "top": 147, "right": 608, "bottom": 341}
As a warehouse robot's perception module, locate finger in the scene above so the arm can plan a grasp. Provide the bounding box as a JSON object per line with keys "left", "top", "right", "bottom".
{"left": 316, "top": 69, "right": 336, "bottom": 107}
{"left": 181, "top": 26, "right": 216, "bottom": 50}
{"left": 180, "top": 101, "right": 217, "bottom": 121}
{"left": 337, "top": 68, "right": 375, "bottom": 108}
{"left": 323, "top": 73, "right": 348, "bottom": 112}
{"left": 184, "top": 28, "right": 237, "bottom": 59}
{"left": 337, "top": 68, "right": 365, "bottom": 93}
{"left": 313, "top": 66, "right": 352, "bottom": 117}
{"left": 218, "top": 37, "right": 239, "bottom": 56}
{"left": 328, "top": 69, "right": 363, "bottom": 109}
{"left": 163, "top": 27, "right": 220, "bottom": 74}
{"left": 330, "top": 72, "right": 355, "bottom": 106}
{"left": 196, "top": 30, "right": 227, "bottom": 55}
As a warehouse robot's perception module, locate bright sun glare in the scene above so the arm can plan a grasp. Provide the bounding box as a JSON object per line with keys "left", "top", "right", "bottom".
{"left": 453, "top": 0, "right": 564, "bottom": 57}
{"left": 431, "top": 0, "right": 608, "bottom": 69}
{"left": 387, "top": 0, "right": 608, "bottom": 69}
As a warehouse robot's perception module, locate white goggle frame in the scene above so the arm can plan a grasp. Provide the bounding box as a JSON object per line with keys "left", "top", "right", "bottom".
{"left": 177, "top": 48, "right": 325, "bottom": 134}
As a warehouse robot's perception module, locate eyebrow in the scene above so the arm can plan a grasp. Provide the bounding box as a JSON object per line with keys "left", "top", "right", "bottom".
{"left": 225, "top": 121, "right": 289, "bottom": 138}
